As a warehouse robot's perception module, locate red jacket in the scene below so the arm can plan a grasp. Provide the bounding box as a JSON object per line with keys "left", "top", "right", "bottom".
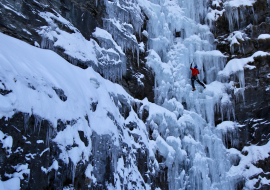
{"left": 191, "top": 68, "right": 199, "bottom": 76}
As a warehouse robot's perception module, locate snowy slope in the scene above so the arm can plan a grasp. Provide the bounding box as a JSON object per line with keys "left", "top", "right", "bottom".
{"left": 0, "top": 32, "right": 149, "bottom": 189}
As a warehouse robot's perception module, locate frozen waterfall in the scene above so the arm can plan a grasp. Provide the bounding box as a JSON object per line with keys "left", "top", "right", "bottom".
{"left": 138, "top": 0, "right": 242, "bottom": 189}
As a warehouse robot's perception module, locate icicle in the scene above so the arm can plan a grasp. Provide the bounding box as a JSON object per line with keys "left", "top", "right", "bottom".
{"left": 46, "top": 126, "right": 51, "bottom": 146}
{"left": 24, "top": 113, "right": 30, "bottom": 132}
{"left": 251, "top": 7, "right": 257, "bottom": 24}
{"left": 34, "top": 115, "right": 42, "bottom": 134}
{"left": 72, "top": 163, "right": 76, "bottom": 185}
{"left": 154, "top": 77, "right": 158, "bottom": 104}
{"left": 237, "top": 71, "right": 245, "bottom": 88}
{"left": 137, "top": 45, "right": 139, "bottom": 67}
{"left": 225, "top": 6, "right": 239, "bottom": 32}
{"left": 240, "top": 88, "right": 245, "bottom": 106}
{"left": 40, "top": 37, "right": 54, "bottom": 50}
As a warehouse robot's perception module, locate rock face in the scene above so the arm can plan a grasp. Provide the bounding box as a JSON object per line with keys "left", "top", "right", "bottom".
{"left": 214, "top": 0, "right": 270, "bottom": 142}
{"left": 0, "top": 100, "right": 159, "bottom": 189}
{"left": 213, "top": 0, "right": 270, "bottom": 189}
{"left": 1, "top": 0, "right": 270, "bottom": 189}
{"left": 0, "top": 0, "right": 101, "bottom": 44}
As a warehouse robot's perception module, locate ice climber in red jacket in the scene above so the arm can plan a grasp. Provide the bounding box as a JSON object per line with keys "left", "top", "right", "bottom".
{"left": 190, "top": 63, "right": 206, "bottom": 91}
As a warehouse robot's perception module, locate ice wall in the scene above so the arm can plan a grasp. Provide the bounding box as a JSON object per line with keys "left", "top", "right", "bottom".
{"left": 139, "top": 0, "right": 233, "bottom": 124}
{"left": 137, "top": 0, "right": 243, "bottom": 189}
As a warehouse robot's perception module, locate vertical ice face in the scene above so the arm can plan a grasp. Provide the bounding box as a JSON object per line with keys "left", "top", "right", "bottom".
{"left": 138, "top": 0, "right": 241, "bottom": 189}
{"left": 177, "top": 0, "right": 209, "bottom": 24}
{"left": 140, "top": 0, "right": 231, "bottom": 121}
